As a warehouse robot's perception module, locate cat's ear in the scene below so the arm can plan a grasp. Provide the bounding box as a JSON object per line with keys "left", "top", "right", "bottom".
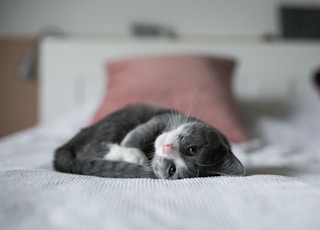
{"left": 214, "top": 148, "right": 245, "bottom": 176}
{"left": 216, "top": 152, "right": 245, "bottom": 176}
{"left": 212, "top": 145, "right": 245, "bottom": 176}
{"left": 200, "top": 143, "right": 245, "bottom": 177}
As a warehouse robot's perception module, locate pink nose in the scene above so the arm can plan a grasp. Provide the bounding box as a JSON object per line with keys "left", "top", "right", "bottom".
{"left": 163, "top": 144, "right": 174, "bottom": 154}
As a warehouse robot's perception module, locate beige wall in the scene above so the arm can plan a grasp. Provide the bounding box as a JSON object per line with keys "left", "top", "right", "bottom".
{"left": 1, "top": 0, "right": 320, "bottom": 37}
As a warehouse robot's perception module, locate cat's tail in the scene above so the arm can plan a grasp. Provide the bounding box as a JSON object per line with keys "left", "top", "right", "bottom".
{"left": 53, "top": 148, "right": 156, "bottom": 179}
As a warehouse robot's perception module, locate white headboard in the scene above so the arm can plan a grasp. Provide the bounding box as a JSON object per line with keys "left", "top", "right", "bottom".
{"left": 39, "top": 37, "right": 320, "bottom": 124}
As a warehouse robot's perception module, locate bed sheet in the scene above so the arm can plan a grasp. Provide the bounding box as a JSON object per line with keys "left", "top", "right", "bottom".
{"left": 1, "top": 91, "right": 320, "bottom": 230}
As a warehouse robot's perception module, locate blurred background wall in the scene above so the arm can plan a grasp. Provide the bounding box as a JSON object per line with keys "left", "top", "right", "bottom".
{"left": 2, "top": 0, "right": 320, "bottom": 37}
{"left": 0, "top": 0, "right": 319, "bottom": 137}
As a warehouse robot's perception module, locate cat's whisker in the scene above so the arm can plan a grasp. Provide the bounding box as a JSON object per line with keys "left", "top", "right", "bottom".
{"left": 186, "top": 93, "right": 195, "bottom": 118}
{"left": 179, "top": 113, "right": 184, "bottom": 126}
{"left": 188, "top": 94, "right": 202, "bottom": 123}
{"left": 170, "top": 96, "right": 182, "bottom": 128}
{"left": 193, "top": 100, "right": 204, "bottom": 122}
{"left": 183, "top": 113, "right": 190, "bottom": 126}
{"left": 173, "top": 112, "right": 179, "bottom": 128}
{"left": 183, "top": 95, "right": 194, "bottom": 125}
{"left": 166, "top": 105, "right": 173, "bottom": 128}
{"left": 168, "top": 109, "right": 175, "bottom": 129}
{"left": 172, "top": 111, "right": 178, "bottom": 129}
{"left": 169, "top": 112, "right": 174, "bottom": 128}
{"left": 175, "top": 112, "right": 180, "bottom": 129}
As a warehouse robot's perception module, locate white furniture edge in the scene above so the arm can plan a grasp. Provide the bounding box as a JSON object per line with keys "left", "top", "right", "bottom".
{"left": 39, "top": 37, "right": 320, "bottom": 124}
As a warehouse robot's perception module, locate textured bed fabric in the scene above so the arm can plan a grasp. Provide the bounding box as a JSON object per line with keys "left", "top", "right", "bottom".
{"left": 1, "top": 92, "right": 320, "bottom": 230}
{"left": 1, "top": 171, "right": 320, "bottom": 230}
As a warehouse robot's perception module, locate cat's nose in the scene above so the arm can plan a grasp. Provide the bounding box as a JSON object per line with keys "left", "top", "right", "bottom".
{"left": 163, "top": 144, "right": 174, "bottom": 154}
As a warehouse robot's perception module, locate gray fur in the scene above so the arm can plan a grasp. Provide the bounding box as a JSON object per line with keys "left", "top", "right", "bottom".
{"left": 54, "top": 104, "right": 245, "bottom": 179}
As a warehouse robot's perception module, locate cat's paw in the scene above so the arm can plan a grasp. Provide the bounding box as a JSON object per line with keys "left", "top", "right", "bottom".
{"left": 105, "top": 144, "right": 148, "bottom": 165}
{"left": 124, "top": 148, "right": 148, "bottom": 164}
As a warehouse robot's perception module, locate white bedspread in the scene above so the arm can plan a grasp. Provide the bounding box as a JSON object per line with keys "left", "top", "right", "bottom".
{"left": 1, "top": 91, "right": 320, "bottom": 230}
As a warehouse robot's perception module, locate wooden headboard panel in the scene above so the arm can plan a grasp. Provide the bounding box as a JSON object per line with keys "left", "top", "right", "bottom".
{"left": 0, "top": 38, "right": 38, "bottom": 137}
{"left": 39, "top": 37, "right": 320, "bottom": 124}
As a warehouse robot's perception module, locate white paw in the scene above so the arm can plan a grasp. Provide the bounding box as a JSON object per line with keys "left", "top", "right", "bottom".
{"left": 123, "top": 148, "right": 148, "bottom": 164}
{"left": 105, "top": 144, "right": 148, "bottom": 165}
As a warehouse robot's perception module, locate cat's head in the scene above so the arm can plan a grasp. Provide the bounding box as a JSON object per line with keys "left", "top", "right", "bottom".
{"left": 152, "top": 122, "right": 245, "bottom": 179}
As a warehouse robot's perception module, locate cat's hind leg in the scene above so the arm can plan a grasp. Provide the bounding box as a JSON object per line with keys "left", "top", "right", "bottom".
{"left": 54, "top": 145, "right": 155, "bottom": 178}
{"left": 104, "top": 144, "right": 148, "bottom": 165}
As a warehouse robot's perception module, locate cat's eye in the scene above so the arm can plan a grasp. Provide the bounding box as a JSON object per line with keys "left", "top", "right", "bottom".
{"left": 187, "top": 146, "right": 200, "bottom": 155}
{"left": 168, "top": 164, "right": 176, "bottom": 177}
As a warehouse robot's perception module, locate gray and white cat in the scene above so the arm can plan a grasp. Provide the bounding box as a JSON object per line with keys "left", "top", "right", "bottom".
{"left": 54, "top": 104, "right": 245, "bottom": 179}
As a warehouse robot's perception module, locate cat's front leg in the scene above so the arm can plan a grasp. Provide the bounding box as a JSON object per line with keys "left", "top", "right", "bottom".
{"left": 120, "top": 115, "right": 168, "bottom": 158}
{"left": 105, "top": 144, "right": 148, "bottom": 165}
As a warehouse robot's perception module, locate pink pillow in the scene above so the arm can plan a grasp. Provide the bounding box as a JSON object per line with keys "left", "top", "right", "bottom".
{"left": 91, "top": 54, "right": 247, "bottom": 143}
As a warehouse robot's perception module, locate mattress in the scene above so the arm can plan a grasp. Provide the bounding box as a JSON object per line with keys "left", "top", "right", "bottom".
{"left": 1, "top": 90, "right": 320, "bottom": 230}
